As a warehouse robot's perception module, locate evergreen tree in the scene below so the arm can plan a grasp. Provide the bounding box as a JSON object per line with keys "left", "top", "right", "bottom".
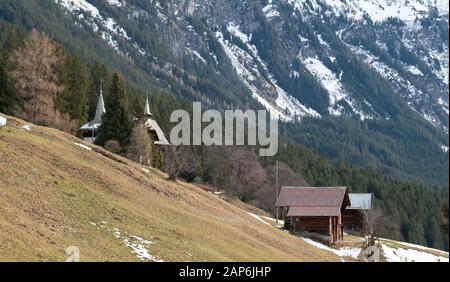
{"left": 443, "top": 203, "right": 449, "bottom": 235}
{"left": 59, "top": 54, "right": 88, "bottom": 125}
{"left": 0, "top": 27, "right": 24, "bottom": 114}
{"left": 95, "top": 72, "right": 132, "bottom": 148}
{"left": 129, "top": 91, "right": 145, "bottom": 120}
{"left": 0, "top": 47, "right": 14, "bottom": 113}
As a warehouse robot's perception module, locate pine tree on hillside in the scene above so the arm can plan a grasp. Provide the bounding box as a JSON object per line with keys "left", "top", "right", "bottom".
{"left": 0, "top": 27, "right": 25, "bottom": 114}
{"left": 59, "top": 54, "right": 88, "bottom": 125}
{"left": 443, "top": 204, "right": 449, "bottom": 235}
{"left": 0, "top": 48, "right": 15, "bottom": 114}
{"left": 95, "top": 72, "right": 132, "bottom": 148}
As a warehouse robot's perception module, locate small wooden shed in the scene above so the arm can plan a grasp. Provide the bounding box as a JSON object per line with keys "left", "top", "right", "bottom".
{"left": 276, "top": 187, "right": 350, "bottom": 244}
{"left": 343, "top": 193, "right": 372, "bottom": 233}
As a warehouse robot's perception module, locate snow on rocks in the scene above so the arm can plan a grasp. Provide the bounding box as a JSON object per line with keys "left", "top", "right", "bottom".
{"left": 429, "top": 48, "right": 450, "bottom": 86}
{"left": 106, "top": 0, "right": 125, "bottom": 7}
{"left": 438, "top": 98, "right": 449, "bottom": 115}
{"left": 215, "top": 23, "right": 319, "bottom": 121}
{"left": 345, "top": 42, "right": 445, "bottom": 128}
{"left": 0, "top": 116, "right": 7, "bottom": 127}
{"left": 288, "top": 0, "right": 448, "bottom": 23}
{"left": 185, "top": 47, "right": 207, "bottom": 64}
{"left": 300, "top": 56, "right": 374, "bottom": 120}
{"left": 55, "top": 0, "right": 145, "bottom": 56}
{"left": 21, "top": 125, "right": 31, "bottom": 131}
{"left": 262, "top": 4, "right": 280, "bottom": 19}
{"left": 406, "top": 65, "right": 424, "bottom": 76}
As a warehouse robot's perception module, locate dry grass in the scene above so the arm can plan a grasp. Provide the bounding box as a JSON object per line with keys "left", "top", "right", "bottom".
{"left": 0, "top": 114, "right": 339, "bottom": 262}
{"left": 224, "top": 197, "right": 271, "bottom": 217}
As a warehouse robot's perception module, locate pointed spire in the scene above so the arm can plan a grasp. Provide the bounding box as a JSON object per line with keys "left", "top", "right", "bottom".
{"left": 92, "top": 80, "right": 105, "bottom": 124}
{"left": 144, "top": 93, "right": 152, "bottom": 117}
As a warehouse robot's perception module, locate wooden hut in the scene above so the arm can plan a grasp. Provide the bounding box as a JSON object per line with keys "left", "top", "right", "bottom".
{"left": 276, "top": 187, "right": 350, "bottom": 244}
{"left": 343, "top": 193, "right": 372, "bottom": 234}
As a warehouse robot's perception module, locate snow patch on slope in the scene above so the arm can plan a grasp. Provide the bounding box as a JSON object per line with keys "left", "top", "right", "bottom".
{"left": 123, "top": 236, "right": 163, "bottom": 262}
{"left": 288, "top": 0, "right": 448, "bottom": 23}
{"left": 90, "top": 221, "right": 163, "bottom": 262}
{"left": 345, "top": 42, "right": 446, "bottom": 127}
{"left": 262, "top": 3, "right": 280, "bottom": 19}
{"left": 300, "top": 237, "right": 361, "bottom": 260}
{"left": 429, "top": 48, "right": 450, "bottom": 86}
{"left": 301, "top": 236, "right": 449, "bottom": 262}
{"left": 301, "top": 56, "right": 374, "bottom": 120}
{"left": 215, "top": 23, "right": 320, "bottom": 121}
{"left": 0, "top": 116, "right": 6, "bottom": 127}
{"left": 55, "top": 0, "right": 145, "bottom": 56}
{"left": 106, "top": 0, "right": 125, "bottom": 7}
{"left": 382, "top": 244, "right": 449, "bottom": 262}
{"left": 247, "top": 213, "right": 271, "bottom": 225}
{"left": 73, "top": 142, "right": 92, "bottom": 151}
{"left": 185, "top": 47, "right": 206, "bottom": 64}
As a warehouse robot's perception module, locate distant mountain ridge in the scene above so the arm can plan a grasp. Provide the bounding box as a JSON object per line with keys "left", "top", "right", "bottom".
{"left": 54, "top": 0, "right": 449, "bottom": 129}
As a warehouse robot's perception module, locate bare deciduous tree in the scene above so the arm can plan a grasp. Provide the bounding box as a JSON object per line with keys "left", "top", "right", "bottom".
{"left": 360, "top": 205, "right": 399, "bottom": 261}
{"left": 228, "top": 148, "right": 268, "bottom": 203}
{"left": 259, "top": 161, "right": 309, "bottom": 213}
{"left": 8, "top": 30, "right": 73, "bottom": 131}
{"left": 269, "top": 161, "right": 308, "bottom": 188}
{"left": 361, "top": 205, "right": 399, "bottom": 239}
{"left": 128, "top": 121, "right": 152, "bottom": 165}
{"left": 162, "top": 145, "right": 199, "bottom": 181}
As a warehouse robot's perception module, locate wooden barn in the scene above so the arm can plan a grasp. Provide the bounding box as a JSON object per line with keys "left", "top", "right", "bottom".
{"left": 275, "top": 187, "right": 350, "bottom": 244}
{"left": 343, "top": 193, "right": 372, "bottom": 234}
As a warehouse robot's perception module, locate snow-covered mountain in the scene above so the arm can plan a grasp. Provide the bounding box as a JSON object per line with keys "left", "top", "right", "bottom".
{"left": 54, "top": 0, "right": 449, "bottom": 130}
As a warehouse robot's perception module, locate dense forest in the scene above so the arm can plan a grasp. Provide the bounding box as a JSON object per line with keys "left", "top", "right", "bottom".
{"left": 0, "top": 15, "right": 448, "bottom": 250}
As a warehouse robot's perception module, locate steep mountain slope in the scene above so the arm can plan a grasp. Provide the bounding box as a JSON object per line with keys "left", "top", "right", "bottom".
{"left": 0, "top": 0, "right": 448, "bottom": 185}
{"left": 51, "top": 0, "right": 449, "bottom": 127}
{"left": 0, "top": 114, "right": 338, "bottom": 262}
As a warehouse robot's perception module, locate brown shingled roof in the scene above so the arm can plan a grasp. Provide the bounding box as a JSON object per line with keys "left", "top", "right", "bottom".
{"left": 276, "top": 187, "right": 350, "bottom": 216}
{"left": 287, "top": 206, "right": 341, "bottom": 217}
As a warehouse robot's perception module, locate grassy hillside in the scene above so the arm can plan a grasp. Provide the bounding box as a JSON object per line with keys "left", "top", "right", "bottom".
{"left": 0, "top": 114, "right": 338, "bottom": 262}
